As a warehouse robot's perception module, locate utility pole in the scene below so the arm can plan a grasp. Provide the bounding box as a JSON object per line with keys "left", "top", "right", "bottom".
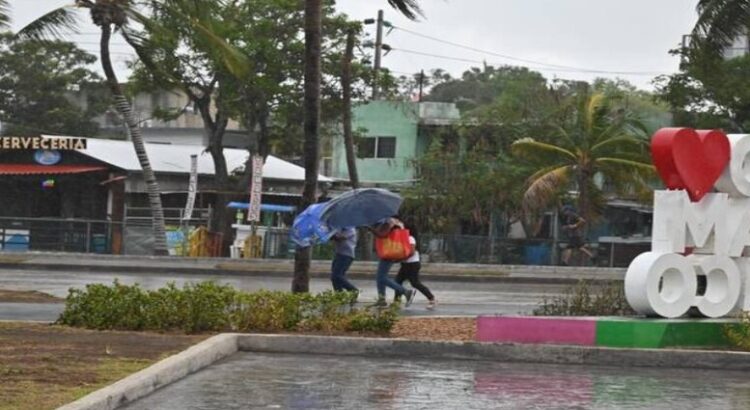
{"left": 341, "top": 28, "right": 360, "bottom": 189}
{"left": 371, "top": 9, "right": 384, "bottom": 100}
{"left": 418, "top": 69, "right": 425, "bottom": 102}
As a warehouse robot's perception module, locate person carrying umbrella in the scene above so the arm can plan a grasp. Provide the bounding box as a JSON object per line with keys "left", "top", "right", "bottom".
{"left": 319, "top": 188, "right": 415, "bottom": 307}
{"left": 371, "top": 217, "right": 416, "bottom": 307}
{"left": 330, "top": 227, "right": 359, "bottom": 296}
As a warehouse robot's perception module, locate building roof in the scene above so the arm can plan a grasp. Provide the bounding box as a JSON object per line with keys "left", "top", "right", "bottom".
{"left": 43, "top": 136, "right": 332, "bottom": 182}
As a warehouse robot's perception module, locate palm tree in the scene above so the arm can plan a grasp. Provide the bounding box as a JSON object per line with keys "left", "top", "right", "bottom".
{"left": 387, "top": 0, "right": 422, "bottom": 20}
{"left": 292, "top": 0, "right": 423, "bottom": 293}
{"left": 511, "top": 90, "right": 654, "bottom": 224}
{"left": 19, "top": 1, "right": 169, "bottom": 256}
{"left": 692, "top": 0, "right": 750, "bottom": 51}
{"left": 0, "top": 0, "right": 9, "bottom": 31}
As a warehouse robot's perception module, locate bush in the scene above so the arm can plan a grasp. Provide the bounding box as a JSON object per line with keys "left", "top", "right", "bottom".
{"left": 58, "top": 281, "right": 397, "bottom": 334}
{"left": 533, "top": 280, "right": 635, "bottom": 316}
{"left": 724, "top": 311, "right": 750, "bottom": 350}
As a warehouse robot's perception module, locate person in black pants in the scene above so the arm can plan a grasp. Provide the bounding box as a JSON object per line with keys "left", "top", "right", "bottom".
{"left": 394, "top": 234, "right": 436, "bottom": 309}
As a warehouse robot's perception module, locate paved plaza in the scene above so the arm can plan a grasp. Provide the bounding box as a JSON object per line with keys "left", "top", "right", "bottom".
{"left": 123, "top": 352, "right": 750, "bottom": 410}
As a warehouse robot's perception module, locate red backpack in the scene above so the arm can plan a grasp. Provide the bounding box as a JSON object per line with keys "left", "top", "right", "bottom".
{"left": 375, "top": 228, "right": 414, "bottom": 261}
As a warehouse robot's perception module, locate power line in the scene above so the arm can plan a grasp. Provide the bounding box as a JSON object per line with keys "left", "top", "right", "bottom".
{"left": 391, "top": 25, "right": 667, "bottom": 76}
{"left": 391, "top": 48, "right": 664, "bottom": 77}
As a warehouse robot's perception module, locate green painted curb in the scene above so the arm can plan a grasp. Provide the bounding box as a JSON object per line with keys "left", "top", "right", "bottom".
{"left": 595, "top": 318, "right": 738, "bottom": 348}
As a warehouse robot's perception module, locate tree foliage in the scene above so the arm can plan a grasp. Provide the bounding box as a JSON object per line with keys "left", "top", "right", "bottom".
{"left": 0, "top": 35, "right": 106, "bottom": 136}
{"left": 655, "top": 45, "right": 750, "bottom": 132}
{"left": 511, "top": 89, "right": 654, "bottom": 223}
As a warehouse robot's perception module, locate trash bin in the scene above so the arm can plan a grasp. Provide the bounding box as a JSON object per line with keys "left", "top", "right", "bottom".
{"left": 523, "top": 244, "right": 550, "bottom": 265}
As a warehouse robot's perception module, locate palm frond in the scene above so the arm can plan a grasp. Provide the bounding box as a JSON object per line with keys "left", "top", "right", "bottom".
{"left": 155, "top": 1, "right": 250, "bottom": 79}
{"left": 584, "top": 92, "right": 605, "bottom": 134}
{"left": 387, "top": 0, "right": 423, "bottom": 20}
{"left": 590, "top": 136, "right": 648, "bottom": 154}
{"left": 596, "top": 157, "right": 655, "bottom": 173}
{"left": 522, "top": 165, "right": 572, "bottom": 215}
{"left": 511, "top": 138, "right": 577, "bottom": 163}
{"left": 15, "top": 6, "right": 79, "bottom": 41}
{"left": 692, "top": 0, "right": 750, "bottom": 51}
{"left": 0, "top": 0, "right": 10, "bottom": 30}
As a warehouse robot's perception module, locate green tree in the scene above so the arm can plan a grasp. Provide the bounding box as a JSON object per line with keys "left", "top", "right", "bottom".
{"left": 0, "top": 36, "right": 107, "bottom": 136}
{"left": 129, "top": 1, "right": 366, "bottom": 254}
{"left": 655, "top": 45, "right": 750, "bottom": 132}
{"left": 294, "top": 0, "right": 423, "bottom": 293}
{"left": 692, "top": 0, "right": 750, "bottom": 52}
{"left": 511, "top": 89, "right": 654, "bottom": 224}
{"left": 19, "top": 1, "right": 170, "bottom": 255}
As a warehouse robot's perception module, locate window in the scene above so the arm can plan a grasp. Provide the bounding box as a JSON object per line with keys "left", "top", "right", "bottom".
{"left": 357, "top": 138, "right": 376, "bottom": 158}
{"left": 376, "top": 137, "right": 396, "bottom": 158}
{"left": 357, "top": 136, "right": 396, "bottom": 159}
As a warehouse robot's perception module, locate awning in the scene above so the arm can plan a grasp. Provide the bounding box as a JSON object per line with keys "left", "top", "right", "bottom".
{"left": 0, "top": 164, "right": 108, "bottom": 175}
{"left": 227, "top": 201, "right": 296, "bottom": 213}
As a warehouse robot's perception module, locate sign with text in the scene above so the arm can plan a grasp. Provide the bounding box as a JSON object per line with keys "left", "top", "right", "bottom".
{"left": 182, "top": 154, "right": 198, "bottom": 223}
{"left": 0, "top": 136, "right": 87, "bottom": 150}
{"left": 626, "top": 128, "right": 750, "bottom": 318}
{"left": 247, "top": 155, "right": 264, "bottom": 223}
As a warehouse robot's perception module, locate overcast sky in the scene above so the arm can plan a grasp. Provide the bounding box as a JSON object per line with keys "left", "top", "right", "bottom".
{"left": 10, "top": 0, "right": 700, "bottom": 90}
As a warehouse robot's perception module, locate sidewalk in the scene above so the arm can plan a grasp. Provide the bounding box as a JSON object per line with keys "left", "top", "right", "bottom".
{"left": 0, "top": 251, "right": 625, "bottom": 284}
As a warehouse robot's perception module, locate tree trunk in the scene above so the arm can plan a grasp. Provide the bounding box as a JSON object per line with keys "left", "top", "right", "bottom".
{"left": 100, "top": 24, "right": 169, "bottom": 256}
{"left": 341, "top": 28, "right": 359, "bottom": 189}
{"left": 293, "top": 0, "right": 323, "bottom": 293}
{"left": 204, "top": 107, "right": 233, "bottom": 256}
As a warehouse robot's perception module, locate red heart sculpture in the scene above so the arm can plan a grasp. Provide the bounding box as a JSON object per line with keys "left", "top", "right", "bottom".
{"left": 651, "top": 128, "right": 730, "bottom": 201}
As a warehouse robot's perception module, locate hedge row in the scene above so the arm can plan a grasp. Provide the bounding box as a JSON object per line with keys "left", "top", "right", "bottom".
{"left": 58, "top": 280, "right": 398, "bottom": 334}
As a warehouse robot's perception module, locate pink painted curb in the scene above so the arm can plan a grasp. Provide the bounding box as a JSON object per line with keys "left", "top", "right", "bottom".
{"left": 476, "top": 316, "right": 597, "bottom": 346}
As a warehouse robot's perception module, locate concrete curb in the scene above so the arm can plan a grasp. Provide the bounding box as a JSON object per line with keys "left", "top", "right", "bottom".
{"left": 63, "top": 333, "right": 750, "bottom": 409}
{"left": 236, "top": 334, "right": 750, "bottom": 371}
{"left": 0, "top": 261, "right": 611, "bottom": 285}
{"left": 58, "top": 334, "right": 238, "bottom": 410}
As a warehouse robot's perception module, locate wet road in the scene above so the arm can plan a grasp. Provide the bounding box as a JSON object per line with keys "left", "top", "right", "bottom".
{"left": 0, "top": 269, "right": 566, "bottom": 320}
{"left": 124, "top": 352, "right": 750, "bottom": 410}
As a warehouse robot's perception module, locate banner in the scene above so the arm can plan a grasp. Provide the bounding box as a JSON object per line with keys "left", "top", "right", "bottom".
{"left": 182, "top": 154, "right": 198, "bottom": 223}
{"left": 247, "top": 155, "right": 264, "bottom": 223}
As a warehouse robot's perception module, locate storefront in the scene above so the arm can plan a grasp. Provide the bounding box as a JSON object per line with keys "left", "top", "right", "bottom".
{"left": 0, "top": 135, "right": 331, "bottom": 254}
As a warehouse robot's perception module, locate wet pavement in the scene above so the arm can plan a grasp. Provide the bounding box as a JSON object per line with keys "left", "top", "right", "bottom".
{"left": 124, "top": 352, "right": 750, "bottom": 410}
{"left": 0, "top": 269, "right": 565, "bottom": 321}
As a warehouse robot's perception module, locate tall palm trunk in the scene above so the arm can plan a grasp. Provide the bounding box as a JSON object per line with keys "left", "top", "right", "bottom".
{"left": 293, "top": 0, "right": 322, "bottom": 293}
{"left": 101, "top": 24, "right": 169, "bottom": 256}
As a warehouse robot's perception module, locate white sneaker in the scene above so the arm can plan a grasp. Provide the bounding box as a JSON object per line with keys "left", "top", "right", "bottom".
{"left": 427, "top": 299, "right": 437, "bottom": 310}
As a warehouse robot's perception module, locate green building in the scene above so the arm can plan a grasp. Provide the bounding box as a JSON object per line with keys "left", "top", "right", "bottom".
{"left": 330, "top": 101, "right": 460, "bottom": 185}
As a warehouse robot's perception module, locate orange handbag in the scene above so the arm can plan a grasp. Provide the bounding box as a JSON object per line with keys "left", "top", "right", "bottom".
{"left": 375, "top": 228, "right": 414, "bottom": 261}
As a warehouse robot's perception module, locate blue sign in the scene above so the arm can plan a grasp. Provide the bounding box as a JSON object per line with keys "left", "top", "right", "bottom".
{"left": 34, "top": 150, "right": 61, "bottom": 165}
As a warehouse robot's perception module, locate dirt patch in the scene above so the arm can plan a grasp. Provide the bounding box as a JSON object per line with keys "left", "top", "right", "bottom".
{"left": 0, "top": 289, "right": 63, "bottom": 303}
{"left": 391, "top": 317, "right": 476, "bottom": 342}
{"left": 0, "top": 322, "right": 205, "bottom": 410}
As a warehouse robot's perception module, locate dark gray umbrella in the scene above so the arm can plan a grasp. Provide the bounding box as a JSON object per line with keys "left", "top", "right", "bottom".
{"left": 321, "top": 188, "right": 403, "bottom": 229}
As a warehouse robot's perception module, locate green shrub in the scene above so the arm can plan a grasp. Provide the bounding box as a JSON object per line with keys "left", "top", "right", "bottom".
{"left": 58, "top": 281, "right": 396, "bottom": 334}
{"left": 724, "top": 311, "right": 750, "bottom": 350}
{"left": 533, "top": 280, "right": 635, "bottom": 316}
{"left": 58, "top": 280, "right": 150, "bottom": 330}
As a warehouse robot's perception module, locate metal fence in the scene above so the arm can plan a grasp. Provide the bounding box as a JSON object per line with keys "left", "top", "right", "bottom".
{"left": 0, "top": 216, "right": 117, "bottom": 253}
{"left": 0, "top": 216, "right": 645, "bottom": 267}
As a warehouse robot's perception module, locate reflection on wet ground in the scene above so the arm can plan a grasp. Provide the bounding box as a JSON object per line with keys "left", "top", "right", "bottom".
{"left": 124, "top": 352, "right": 750, "bottom": 410}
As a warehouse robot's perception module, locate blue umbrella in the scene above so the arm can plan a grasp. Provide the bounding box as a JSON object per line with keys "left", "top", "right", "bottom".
{"left": 290, "top": 203, "right": 335, "bottom": 248}
{"left": 321, "top": 188, "right": 403, "bottom": 229}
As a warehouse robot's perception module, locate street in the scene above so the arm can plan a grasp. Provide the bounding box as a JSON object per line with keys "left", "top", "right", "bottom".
{"left": 0, "top": 268, "right": 568, "bottom": 321}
